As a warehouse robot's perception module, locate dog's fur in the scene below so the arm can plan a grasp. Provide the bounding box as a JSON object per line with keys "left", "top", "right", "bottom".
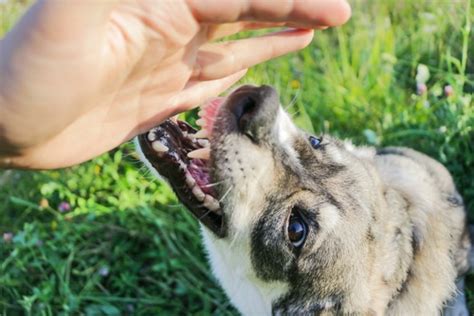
{"left": 139, "top": 86, "right": 470, "bottom": 315}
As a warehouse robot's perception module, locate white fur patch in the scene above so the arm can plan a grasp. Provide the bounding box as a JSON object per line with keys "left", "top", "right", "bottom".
{"left": 230, "top": 166, "right": 271, "bottom": 234}
{"left": 202, "top": 227, "right": 288, "bottom": 316}
{"left": 326, "top": 145, "right": 344, "bottom": 164}
{"left": 318, "top": 204, "right": 341, "bottom": 232}
{"left": 274, "top": 108, "right": 299, "bottom": 162}
{"left": 344, "top": 140, "right": 376, "bottom": 160}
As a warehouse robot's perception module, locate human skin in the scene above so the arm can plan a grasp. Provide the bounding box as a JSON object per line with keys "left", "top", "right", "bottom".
{"left": 0, "top": 0, "right": 351, "bottom": 169}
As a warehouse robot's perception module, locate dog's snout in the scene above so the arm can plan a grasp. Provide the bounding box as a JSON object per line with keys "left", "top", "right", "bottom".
{"left": 227, "top": 85, "right": 279, "bottom": 141}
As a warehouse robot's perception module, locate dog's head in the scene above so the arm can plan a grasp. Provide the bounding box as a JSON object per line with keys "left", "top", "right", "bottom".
{"left": 137, "top": 85, "right": 381, "bottom": 314}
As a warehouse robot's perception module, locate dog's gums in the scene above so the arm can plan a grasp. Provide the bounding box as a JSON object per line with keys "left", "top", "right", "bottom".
{"left": 137, "top": 108, "right": 226, "bottom": 236}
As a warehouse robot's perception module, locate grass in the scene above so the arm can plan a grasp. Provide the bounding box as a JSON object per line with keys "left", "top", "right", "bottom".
{"left": 1, "top": 0, "right": 473, "bottom": 314}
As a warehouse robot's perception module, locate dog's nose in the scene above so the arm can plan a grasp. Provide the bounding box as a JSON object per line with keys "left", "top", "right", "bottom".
{"left": 226, "top": 85, "right": 279, "bottom": 141}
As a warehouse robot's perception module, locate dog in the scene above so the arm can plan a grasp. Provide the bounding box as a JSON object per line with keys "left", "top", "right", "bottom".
{"left": 136, "top": 85, "right": 471, "bottom": 315}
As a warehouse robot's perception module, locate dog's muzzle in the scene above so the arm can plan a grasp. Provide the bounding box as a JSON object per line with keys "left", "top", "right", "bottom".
{"left": 137, "top": 85, "right": 280, "bottom": 237}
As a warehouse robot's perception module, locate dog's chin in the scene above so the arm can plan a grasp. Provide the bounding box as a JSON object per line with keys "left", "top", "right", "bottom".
{"left": 137, "top": 116, "right": 226, "bottom": 237}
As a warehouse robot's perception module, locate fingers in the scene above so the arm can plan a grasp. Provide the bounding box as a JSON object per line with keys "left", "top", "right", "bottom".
{"left": 206, "top": 22, "right": 287, "bottom": 41}
{"left": 192, "top": 29, "right": 314, "bottom": 81}
{"left": 207, "top": 21, "right": 329, "bottom": 41}
{"left": 186, "top": 0, "right": 351, "bottom": 27}
{"left": 173, "top": 69, "right": 248, "bottom": 113}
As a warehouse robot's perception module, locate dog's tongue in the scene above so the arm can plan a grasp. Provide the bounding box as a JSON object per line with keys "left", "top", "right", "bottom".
{"left": 198, "top": 97, "right": 225, "bottom": 137}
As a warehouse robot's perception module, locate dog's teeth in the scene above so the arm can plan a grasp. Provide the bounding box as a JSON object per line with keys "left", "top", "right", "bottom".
{"left": 147, "top": 131, "right": 156, "bottom": 142}
{"left": 198, "top": 110, "right": 204, "bottom": 118}
{"left": 198, "top": 139, "right": 210, "bottom": 147}
{"left": 152, "top": 141, "right": 168, "bottom": 152}
{"left": 203, "top": 195, "right": 220, "bottom": 211}
{"left": 192, "top": 186, "right": 205, "bottom": 202}
{"left": 187, "top": 148, "right": 210, "bottom": 160}
{"left": 185, "top": 172, "right": 196, "bottom": 188}
{"left": 196, "top": 118, "right": 205, "bottom": 127}
{"left": 192, "top": 129, "right": 209, "bottom": 139}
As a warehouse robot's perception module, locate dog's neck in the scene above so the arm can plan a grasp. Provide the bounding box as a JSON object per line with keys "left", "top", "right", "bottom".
{"left": 201, "top": 226, "right": 288, "bottom": 315}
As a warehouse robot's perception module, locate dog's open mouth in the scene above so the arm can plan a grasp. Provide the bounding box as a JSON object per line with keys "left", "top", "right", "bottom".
{"left": 137, "top": 98, "right": 226, "bottom": 237}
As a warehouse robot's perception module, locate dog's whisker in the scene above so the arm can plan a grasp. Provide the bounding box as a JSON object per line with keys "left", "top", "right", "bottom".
{"left": 219, "top": 185, "right": 234, "bottom": 203}
{"left": 289, "top": 109, "right": 301, "bottom": 119}
{"left": 198, "top": 209, "right": 213, "bottom": 220}
{"left": 201, "top": 180, "right": 228, "bottom": 188}
{"left": 285, "top": 90, "right": 301, "bottom": 111}
{"left": 138, "top": 166, "right": 153, "bottom": 179}
{"left": 198, "top": 205, "right": 223, "bottom": 221}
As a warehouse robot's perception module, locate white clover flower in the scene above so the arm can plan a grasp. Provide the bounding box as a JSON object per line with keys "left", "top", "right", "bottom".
{"left": 416, "top": 64, "right": 430, "bottom": 84}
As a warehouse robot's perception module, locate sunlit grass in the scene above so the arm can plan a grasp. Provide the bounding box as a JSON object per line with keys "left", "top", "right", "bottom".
{"left": 1, "top": 0, "right": 473, "bottom": 314}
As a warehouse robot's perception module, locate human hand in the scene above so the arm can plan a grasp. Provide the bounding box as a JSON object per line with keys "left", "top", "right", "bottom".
{"left": 0, "top": 0, "right": 351, "bottom": 169}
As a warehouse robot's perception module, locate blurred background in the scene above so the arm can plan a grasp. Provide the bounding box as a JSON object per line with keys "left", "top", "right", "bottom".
{"left": 1, "top": 0, "right": 473, "bottom": 314}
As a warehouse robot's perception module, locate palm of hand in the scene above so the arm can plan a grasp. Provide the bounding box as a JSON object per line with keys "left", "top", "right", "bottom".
{"left": 0, "top": 0, "right": 350, "bottom": 169}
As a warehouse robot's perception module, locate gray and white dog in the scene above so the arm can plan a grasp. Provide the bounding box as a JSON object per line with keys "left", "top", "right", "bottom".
{"left": 137, "top": 85, "right": 471, "bottom": 315}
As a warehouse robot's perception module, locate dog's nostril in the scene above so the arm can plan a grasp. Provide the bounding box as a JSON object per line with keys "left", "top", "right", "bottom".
{"left": 237, "top": 96, "right": 257, "bottom": 132}
{"left": 226, "top": 85, "right": 278, "bottom": 140}
{"left": 232, "top": 95, "right": 256, "bottom": 119}
{"left": 230, "top": 95, "right": 258, "bottom": 133}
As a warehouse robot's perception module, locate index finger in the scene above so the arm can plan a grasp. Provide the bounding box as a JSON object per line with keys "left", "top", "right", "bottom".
{"left": 186, "top": 0, "right": 351, "bottom": 27}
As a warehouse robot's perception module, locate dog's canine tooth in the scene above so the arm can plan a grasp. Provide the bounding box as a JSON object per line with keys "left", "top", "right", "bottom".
{"left": 198, "top": 139, "right": 210, "bottom": 148}
{"left": 192, "top": 186, "right": 205, "bottom": 201}
{"left": 192, "top": 129, "right": 209, "bottom": 139}
{"left": 203, "top": 195, "right": 220, "bottom": 211}
{"left": 151, "top": 141, "right": 168, "bottom": 152}
{"left": 187, "top": 148, "right": 210, "bottom": 160}
{"left": 198, "top": 110, "right": 204, "bottom": 118}
{"left": 147, "top": 131, "right": 156, "bottom": 142}
{"left": 185, "top": 172, "right": 196, "bottom": 188}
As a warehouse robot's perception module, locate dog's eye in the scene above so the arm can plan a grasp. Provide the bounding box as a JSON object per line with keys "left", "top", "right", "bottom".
{"left": 309, "top": 136, "right": 322, "bottom": 149}
{"left": 288, "top": 212, "right": 307, "bottom": 248}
